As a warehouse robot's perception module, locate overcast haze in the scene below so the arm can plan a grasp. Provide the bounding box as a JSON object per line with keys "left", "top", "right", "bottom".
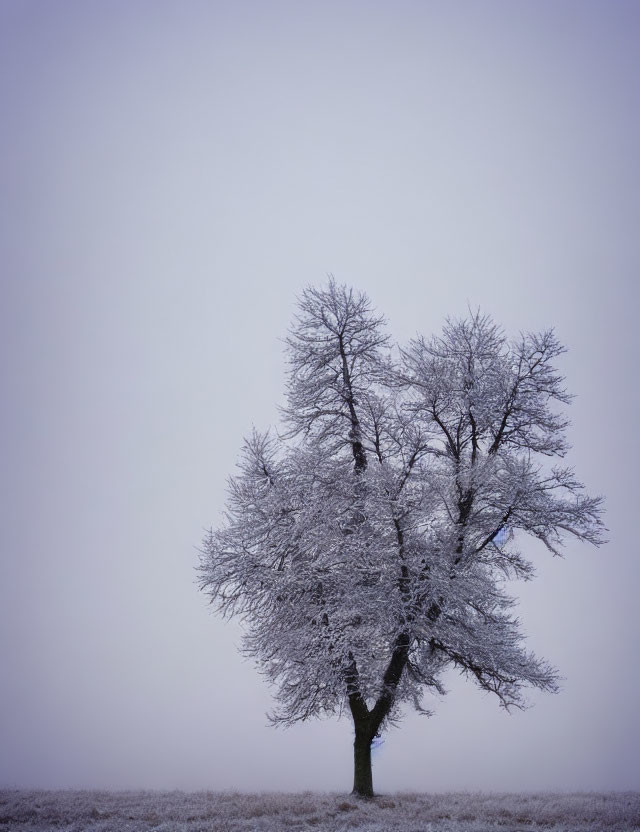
{"left": 1, "top": 0, "right": 639, "bottom": 793}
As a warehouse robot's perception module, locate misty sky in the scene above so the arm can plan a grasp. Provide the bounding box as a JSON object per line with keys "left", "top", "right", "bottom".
{"left": 1, "top": 0, "right": 639, "bottom": 793}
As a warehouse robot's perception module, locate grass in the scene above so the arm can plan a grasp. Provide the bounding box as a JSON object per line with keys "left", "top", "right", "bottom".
{"left": 0, "top": 789, "right": 638, "bottom": 831}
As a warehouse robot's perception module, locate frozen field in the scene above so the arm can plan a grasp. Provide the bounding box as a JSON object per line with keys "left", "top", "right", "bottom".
{"left": 0, "top": 790, "right": 639, "bottom": 831}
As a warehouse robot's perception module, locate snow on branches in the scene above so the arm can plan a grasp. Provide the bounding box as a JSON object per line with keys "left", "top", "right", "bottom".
{"left": 199, "top": 280, "right": 605, "bottom": 789}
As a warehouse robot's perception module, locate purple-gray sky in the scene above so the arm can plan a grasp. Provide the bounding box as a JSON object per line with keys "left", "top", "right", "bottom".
{"left": 1, "top": 0, "right": 639, "bottom": 793}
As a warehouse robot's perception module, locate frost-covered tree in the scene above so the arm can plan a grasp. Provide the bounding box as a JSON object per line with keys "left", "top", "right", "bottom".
{"left": 199, "top": 280, "right": 605, "bottom": 797}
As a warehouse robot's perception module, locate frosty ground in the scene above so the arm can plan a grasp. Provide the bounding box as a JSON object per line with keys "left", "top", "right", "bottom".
{"left": 1, "top": 790, "right": 639, "bottom": 831}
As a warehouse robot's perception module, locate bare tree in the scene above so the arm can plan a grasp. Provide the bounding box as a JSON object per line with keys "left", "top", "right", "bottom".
{"left": 199, "top": 280, "right": 605, "bottom": 797}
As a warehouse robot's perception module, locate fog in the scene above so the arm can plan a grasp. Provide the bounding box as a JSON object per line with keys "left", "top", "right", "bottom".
{"left": 1, "top": 0, "right": 639, "bottom": 793}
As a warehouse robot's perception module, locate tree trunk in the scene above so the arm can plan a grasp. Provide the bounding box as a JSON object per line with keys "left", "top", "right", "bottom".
{"left": 352, "top": 731, "right": 374, "bottom": 797}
